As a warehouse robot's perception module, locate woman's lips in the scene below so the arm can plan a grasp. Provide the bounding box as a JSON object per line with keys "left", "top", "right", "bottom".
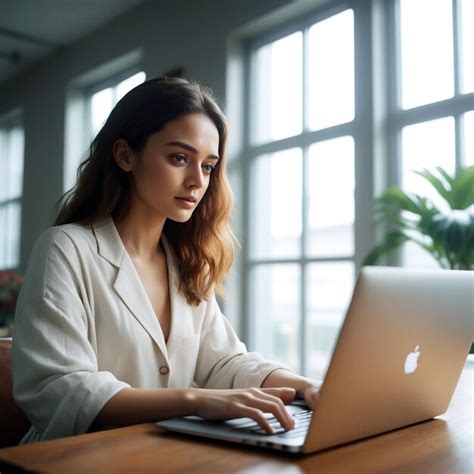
{"left": 175, "top": 197, "right": 196, "bottom": 209}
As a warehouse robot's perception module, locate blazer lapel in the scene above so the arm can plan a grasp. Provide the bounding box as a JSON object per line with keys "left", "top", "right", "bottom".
{"left": 161, "top": 236, "right": 193, "bottom": 360}
{"left": 93, "top": 218, "right": 169, "bottom": 362}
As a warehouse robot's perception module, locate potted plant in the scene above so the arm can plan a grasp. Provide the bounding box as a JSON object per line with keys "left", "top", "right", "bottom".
{"left": 363, "top": 165, "right": 474, "bottom": 354}
{"left": 0, "top": 270, "right": 23, "bottom": 337}
{"left": 363, "top": 165, "right": 474, "bottom": 270}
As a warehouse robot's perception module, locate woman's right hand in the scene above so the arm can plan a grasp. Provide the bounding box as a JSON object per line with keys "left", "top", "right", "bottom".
{"left": 186, "top": 387, "right": 296, "bottom": 434}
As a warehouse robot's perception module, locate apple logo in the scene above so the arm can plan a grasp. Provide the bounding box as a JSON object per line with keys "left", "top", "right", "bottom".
{"left": 404, "top": 345, "right": 421, "bottom": 374}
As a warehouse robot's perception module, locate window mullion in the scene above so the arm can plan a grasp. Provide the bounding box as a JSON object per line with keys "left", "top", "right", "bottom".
{"left": 4, "top": 129, "right": 11, "bottom": 269}
{"left": 0, "top": 130, "right": 6, "bottom": 202}
{"left": 455, "top": 115, "right": 463, "bottom": 173}
{"left": 242, "top": 46, "right": 253, "bottom": 348}
{"left": 388, "top": 0, "right": 401, "bottom": 188}
{"left": 300, "top": 145, "right": 309, "bottom": 376}
{"left": 300, "top": 263, "right": 307, "bottom": 376}
{"left": 299, "top": 25, "right": 310, "bottom": 377}
{"left": 247, "top": 122, "right": 357, "bottom": 159}
{"left": 453, "top": 0, "right": 464, "bottom": 172}
{"left": 302, "top": 27, "right": 310, "bottom": 132}
{"left": 453, "top": 0, "right": 462, "bottom": 96}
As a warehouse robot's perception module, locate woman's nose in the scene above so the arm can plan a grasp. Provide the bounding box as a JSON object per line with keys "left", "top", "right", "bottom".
{"left": 184, "top": 164, "right": 206, "bottom": 188}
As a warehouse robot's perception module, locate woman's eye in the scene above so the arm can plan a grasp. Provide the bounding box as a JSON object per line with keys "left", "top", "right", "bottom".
{"left": 203, "top": 163, "right": 216, "bottom": 174}
{"left": 171, "top": 154, "right": 187, "bottom": 164}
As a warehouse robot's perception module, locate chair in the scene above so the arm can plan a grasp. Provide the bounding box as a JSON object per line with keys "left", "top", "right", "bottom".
{"left": 0, "top": 337, "right": 31, "bottom": 447}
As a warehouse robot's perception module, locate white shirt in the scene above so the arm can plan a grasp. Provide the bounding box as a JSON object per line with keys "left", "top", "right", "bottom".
{"left": 12, "top": 218, "right": 290, "bottom": 443}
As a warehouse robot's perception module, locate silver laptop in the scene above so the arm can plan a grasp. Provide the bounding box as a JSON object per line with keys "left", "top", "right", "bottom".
{"left": 157, "top": 266, "right": 474, "bottom": 454}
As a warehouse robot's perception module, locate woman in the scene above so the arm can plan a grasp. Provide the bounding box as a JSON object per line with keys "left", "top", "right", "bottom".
{"left": 12, "top": 77, "right": 321, "bottom": 443}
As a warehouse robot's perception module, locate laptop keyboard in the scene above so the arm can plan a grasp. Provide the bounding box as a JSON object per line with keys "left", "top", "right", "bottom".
{"left": 227, "top": 408, "right": 313, "bottom": 438}
{"left": 277, "top": 409, "right": 312, "bottom": 438}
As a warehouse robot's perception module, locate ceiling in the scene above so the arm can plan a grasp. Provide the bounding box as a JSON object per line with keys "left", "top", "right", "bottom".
{"left": 0, "top": 0, "right": 146, "bottom": 85}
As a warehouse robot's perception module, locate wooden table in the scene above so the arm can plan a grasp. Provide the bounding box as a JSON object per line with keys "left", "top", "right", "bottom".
{"left": 1, "top": 358, "right": 472, "bottom": 474}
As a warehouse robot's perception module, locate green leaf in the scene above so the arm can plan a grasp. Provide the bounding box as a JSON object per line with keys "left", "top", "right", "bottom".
{"left": 451, "top": 166, "right": 474, "bottom": 209}
{"left": 415, "top": 168, "right": 452, "bottom": 206}
{"left": 366, "top": 166, "right": 474, "bottom": 270}
{"left": 377, "top": 187, "right": 423, "bottom": 215}
{"left": 362, "top": 231, "right": 409, "bottom": 266}
{"left": 435, "top": 166, "right": 455, "bottom": 188}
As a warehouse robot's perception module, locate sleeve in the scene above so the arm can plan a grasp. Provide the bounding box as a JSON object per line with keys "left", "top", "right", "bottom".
{"left": 12, "top": 229, "right": 130, "bottom": 442}
{"left": 193, "top": 295, "right": 292, "bottom": 390}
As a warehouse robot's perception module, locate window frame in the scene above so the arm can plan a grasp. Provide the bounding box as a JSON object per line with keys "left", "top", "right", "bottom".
{"left": 238, "top": 0, "right": 474, "bottom": 376}
{"left": 64, "top": 67, "right": 146, "bottom": 193}
{"left": 0, "top": 112, "right": 24, "bottom": 270}
{"left": 84, "top": 67, "right": 145, "bottom": 142}
{"left": 241, "top": 0, "right": 373, "bottom": 376}
{"left": 386, "top": 0, "right": 474, "bottom": 187}
{"left": 386, "top": 0, "right": 474, "bottom": 267}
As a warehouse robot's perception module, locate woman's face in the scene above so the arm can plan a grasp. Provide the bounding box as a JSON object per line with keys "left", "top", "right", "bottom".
{"left": 116, "top": 112, "right": 220, "bottom": 223}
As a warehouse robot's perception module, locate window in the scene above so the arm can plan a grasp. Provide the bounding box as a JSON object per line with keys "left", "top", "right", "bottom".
{"left": 0, "top": 118, "right": 24, "bottom": 269}
{"left": 393, "top": 0, "right": 474, "bottom": 267}
{"left": 465, "top": 111, "right": 474, "bottom": 166}
{"left": 64, "top": 70, "right": 145, "bottom": 191}
{"left": 245, "top": 6, "right": 356, "bottom": 379}
{"left": 240, "top": 0, "right": 474, "bottom": 379}
{"left": 87, "top": 71, "right": 146, "bottom": 140}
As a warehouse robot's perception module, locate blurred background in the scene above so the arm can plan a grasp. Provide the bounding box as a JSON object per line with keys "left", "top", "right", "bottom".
{"left": 0, "top": 0, "right": 473, "bottom": 377}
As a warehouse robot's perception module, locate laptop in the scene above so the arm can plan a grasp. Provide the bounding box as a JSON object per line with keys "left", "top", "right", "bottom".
{"left": 156, "top": 266, "right": 474, "bottom": 454}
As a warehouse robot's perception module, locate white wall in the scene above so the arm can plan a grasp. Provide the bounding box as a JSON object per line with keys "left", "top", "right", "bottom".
{"left": 0, "top": 0, "right": 296, "bottom": 273}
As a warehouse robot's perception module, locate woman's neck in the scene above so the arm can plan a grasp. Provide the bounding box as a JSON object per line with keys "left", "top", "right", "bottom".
{"left": 114, "top": 209, "right": 166, "bottom": 262}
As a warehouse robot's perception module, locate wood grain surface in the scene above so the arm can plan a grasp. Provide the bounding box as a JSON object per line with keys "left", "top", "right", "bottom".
{"left": 0, "top": 358, "right": 472, "bottom": 474}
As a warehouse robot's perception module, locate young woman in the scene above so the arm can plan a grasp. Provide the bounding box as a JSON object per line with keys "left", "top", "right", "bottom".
{"left": 12, "top": 77, "right": 321, "bottom": 443}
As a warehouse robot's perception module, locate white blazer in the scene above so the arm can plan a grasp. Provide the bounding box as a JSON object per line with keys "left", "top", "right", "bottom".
{"left": 12, "top": 218, "right": 290, "bottom": 443}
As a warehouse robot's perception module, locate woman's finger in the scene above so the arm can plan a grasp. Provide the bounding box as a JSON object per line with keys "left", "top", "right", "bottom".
{"left": 231, "top": 403, "right": 276, "bottom": 435}
{"left": 303, "top": 385, "right": 321, "bottom": 411}
{"left": 259, "top": 387, "right": 296, "bottom": 404}
{"left": 248, "top": 389, "right": 295, "bottom": 429}
{"left": 244, "top": 396, "right": 295, "bottom": 431}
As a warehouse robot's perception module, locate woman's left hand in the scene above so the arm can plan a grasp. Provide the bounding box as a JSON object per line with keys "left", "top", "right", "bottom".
{"left": 301, "top": 381, "right": 323, "bottom": 411}
{"left": 261, "top": 369, "right": 323, "bottom": 411}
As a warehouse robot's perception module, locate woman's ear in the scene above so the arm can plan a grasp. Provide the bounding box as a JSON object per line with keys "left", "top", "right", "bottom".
{"left": 113, "top": 138, "right": 135, "bottom": 172}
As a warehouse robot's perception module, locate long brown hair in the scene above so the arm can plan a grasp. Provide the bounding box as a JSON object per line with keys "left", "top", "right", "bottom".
{"left": 55, "top": 77, "right": 237, "bottom": 305}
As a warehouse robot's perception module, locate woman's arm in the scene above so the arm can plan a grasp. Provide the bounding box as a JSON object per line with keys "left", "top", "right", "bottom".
{"left": 194, "top": 297, "right": 295, "bottom": 390}
{"left": 260, "top": 369, "right": 323, "bottom": 410}
{"left": 95, "top": 371, "right": 321, "bottom": 434}
{"left": 93, "top": 386, "right": 297, "bottom": 434}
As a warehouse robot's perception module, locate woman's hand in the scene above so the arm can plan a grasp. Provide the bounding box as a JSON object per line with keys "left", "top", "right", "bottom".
{"left": 187, "top": 387, "right": 296, "bottom": 434}
{"left": 260, "top": 368, "right": 323, "bottom": 411}
{"left": 301, "top": 381, "right": 323, "bottom": 411}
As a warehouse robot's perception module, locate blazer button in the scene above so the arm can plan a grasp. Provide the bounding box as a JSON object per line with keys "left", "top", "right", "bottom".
{"left": 159, "top": 365, "right": 169, "bottom": 375}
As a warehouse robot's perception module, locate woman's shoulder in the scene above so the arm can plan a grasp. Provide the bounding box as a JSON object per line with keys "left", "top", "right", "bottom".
{"left": 34, "top": 222, "right": 95, "bottom": 253}
{"left": 28, "top": 223, "right": 102, "bottom": 271}
{"left": 17, "top": 223, "right": 98, "bottom": 314}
